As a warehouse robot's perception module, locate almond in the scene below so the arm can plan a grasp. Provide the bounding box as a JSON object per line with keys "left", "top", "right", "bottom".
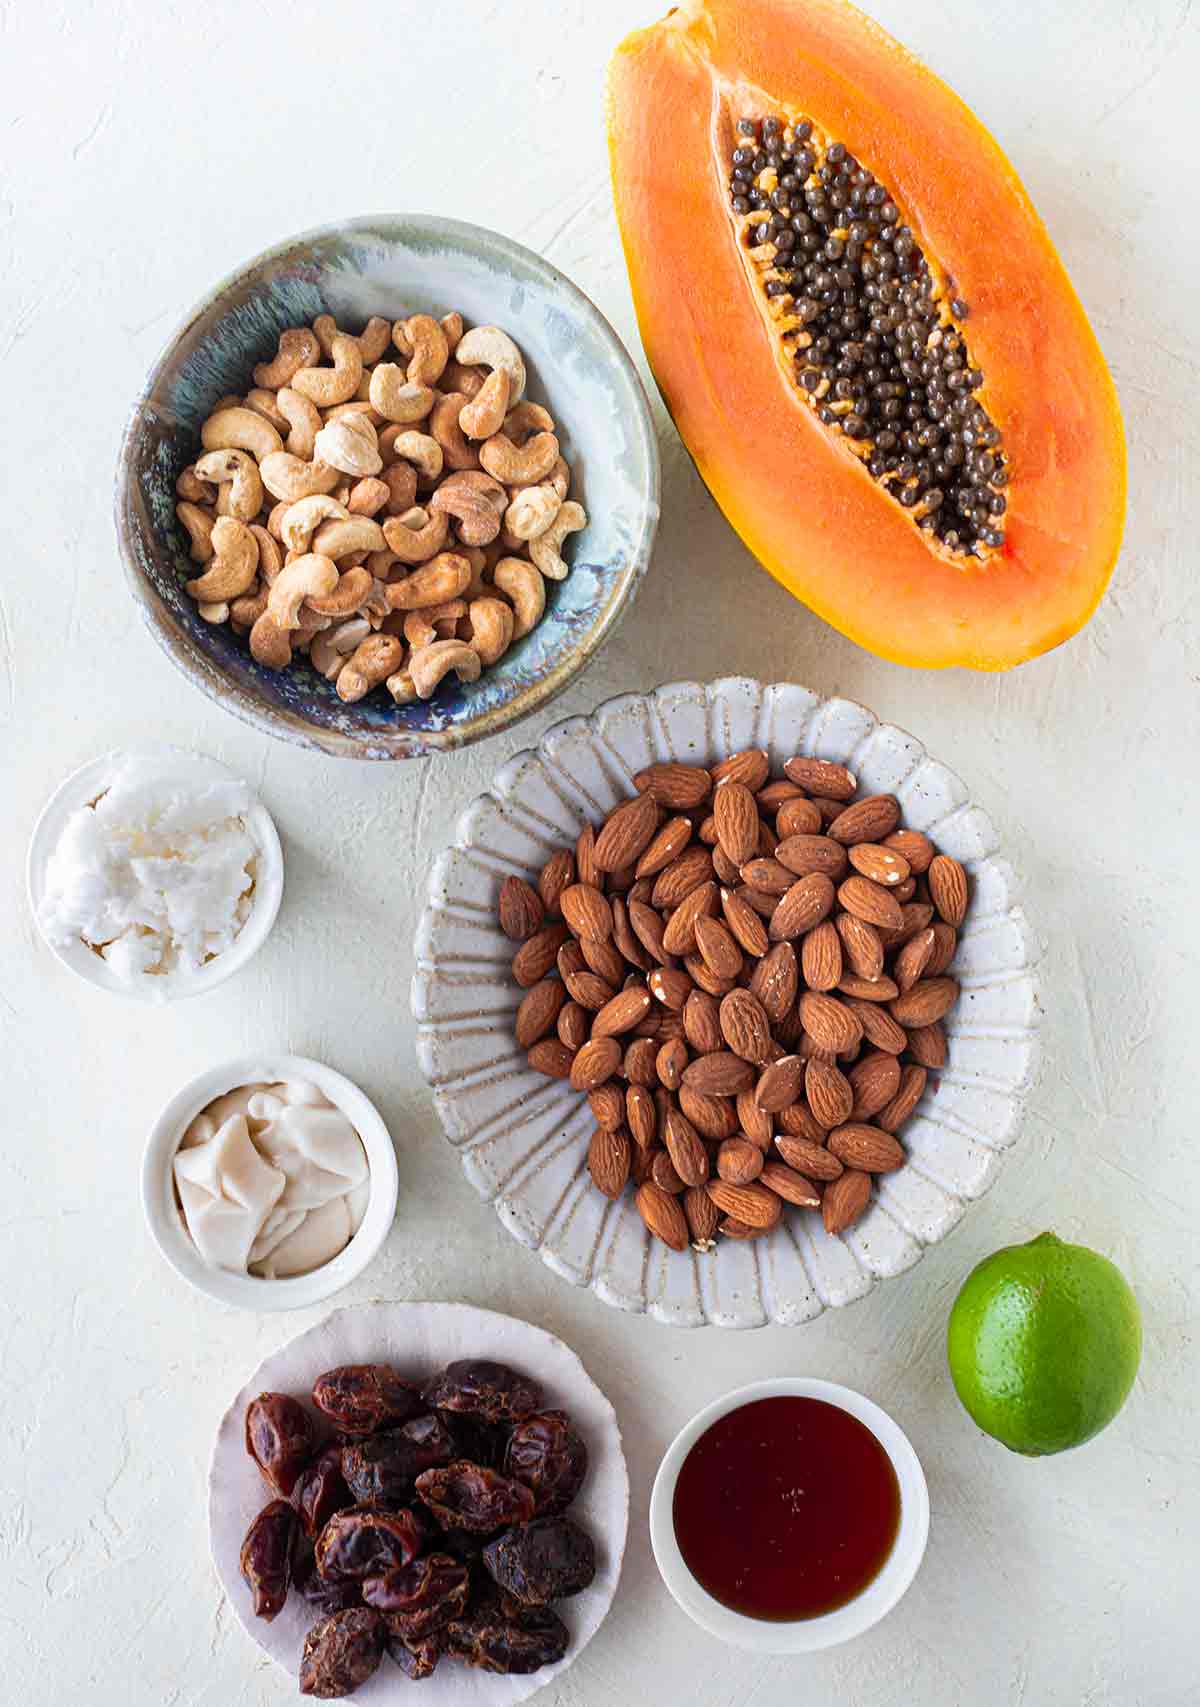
{"left": 713, "top": 781, "right": 760, "bottom": 866}
{"left": 754, "top": 1052, "right": 805, "bottom": 1113}
{"left": 527, "top": 1038, "right": 574, "bottom": 1079}
{"left": 770, "top": 873, "right": 836, "bottom": 941}
{"left": 775, "top": 1132, "right": 843, "bottom": 1181}
{"left": 827, "top": 1123, "right": 905, "bottom": 1172}
{"left": 682, "top": 1051, "right": 757, "bottom": 1095}
{"left": 661, "top": 880, "right": 719, "bottom": 955}
{"left": 560, "top": 882, "right": 613, "bottom": 942}
{"left": 906, "top": 1020, "right": 947, "bottom": 1068}
{"left": 737, "top": 855, "right": 794, "bottom": 896}
{"left": 611, "top": 896, "right": 654, "bottom": 971}
{"left": 635, "top": 815, "right": 693, "bottom": 878}
{"left": 580, "top": 935, "right": 626, "bottom": 986}
{"left": 648, "top": 966, "right": 694, "bottom": 1011}
{"left": 894, "top": 878, "right": 917, "bottom": 902}
{"left": 631, "top": 1144, "right": 657, "bottom": 1187}
{"left": 719, "top": 988, "right": 773, "bottom": 1064}
{"left": 683, "top": 988, "right": 723, "bottom": 1053}
{"left": 777, "top": 1101, "right": 829, "bottom": 1143}
{"left": 848, "top": 842, "right": 910, "bottom": 886}
{"left": 656, "top": 1037, "right": 689, "bottom": 1090}
{"left": 575, "top": 822, "right": 602, "bottom": 890}
{"left": 721, "top": 886, "right": 770, "bottom": 957}
{"left": 806, "top": 1057, "right": 854, "bottom": 1127}
{"left": 563, "top": 969, "right": 615, "bottom": 1011}
{"left": 589, "top": 1083, "right": 625, "bottom": 1130}
{"left": 683, "top": 1184, "right": 720, "bottom": 1249}
{"left": 884, "top": 828, "right": 935, "bottom": 874}
{"left": 838, "top": 874, "right": 904, "bottom": 930}
{"left": 928, "top": 853, "right": 969, "bottom": 926}
{"left": 587, "top": 1126, "right": 630, "bottom": 1198}
{"left": 498, "top": 874, "right": 544, "bottom": 941}
{"left": 685, "top": 952, "right": 736, "bottom": 998}
{"left": 894, "top": 927, "right": 935, "bottom": 994}
{"left": 663, "top": 1105, "right": 709, "bottom": 1186}
{"left": 835, "top": 911, "right": 885, "bottom": 981}
{"left": 621, "top": 1083, "right": 655, "bottom": 1147}
{"left": 634, "top": 761, "right": 712, "bottom": 810}
{"left": 635, "top": 1181, "right": 689, "bottom": 1250}
{"left": 798, "top": 991, "right": 863, "bottom": 1055}
{"left": 756, "top": 819, "right": 779, "bottom": 857}
{"left": 557, "top": 939, "right": 586, "bottom": 980}
{"left": 627, "top": 898, "right": 672, "bottom": 966}
{"left": 822, "top": 1168, "right": 871, "bottom": 1234}
{"left": 739, "top": 884, "right": 780, "bottom": 918}
{"left": 515, "top": 978, "right": 568, "bottom": 1048}
{"left": 679, "top": 1084, "right": 739, "bottom": 1139}
{"left": 749, "top": 941, "right": 798, "bottom": 1023}
{"left": 717, "top": 1136, "right": 764, "bottom": 1184}
{"left": 719, "top": 1217, "right": 769, "bottom": 1240}
{"left": 594, "top": 791, "right": 660, "bottom": 872}
{"left": 757, "top": 778, "right": 804, "bottom": 811}
{"left": 559, "top": 999, "right": 589, "bottom": 1049}
{"left": 694, "top": 915, "right": 744, "bottom": 981}
{"left": 810, "top": 794, "right": 847, "bottom": 825}
{"left": 801, "top": 920, "right": 843, "bottom": 991}
{"left": 592, "top": 984, "right": 652, "bottom": 1038}
{"left": 568, "top": 1036, "right": 621, "bottom": 1092}
{"left": 844, "top": 996, "right": 908, "bottom": 1054}
{"left": 782, "top": 756, "right": 857, "bottom": 799}
{"left": 736, "top": 1088, "right": 774, "bottom": 1148}
{"left": 711, "top": 748, "right": 770, "bottom": 790}
{"left": 877, "top": 1064, "right": 927, "bottom": 1133}
{"left": 827, "top": 794, "right": 901, "bottom": 846}
{"left": 848, "top": 1051, "right": 902, "bottom": 1120}
{"left": 706, "top": 1179, "right": 783, "bottom": 1231}
{"left": 838, "top": 972, "right": 899, "bottom": 1002}
{"left": 758, "top": 1161, "right": 821, "bottom": 1208}
{"left": 512, "top": 923, "right": 569, "bottom": 987}
{"left": 890, "top": 900, "right": 935, "bottom": 946}
{"left": 774, "top": 833, "right": 848, "bottom": 880}
{"left": 927, "top": 921, "right": 958, "bottom": 977}
{"left": 537, "top": 848, "right": 574, "bottom": 916}
{"left": 710, "top": 844, "right": 741, "bottom": 885}
{"left": 776, "top": 796, "right": 823, "bottom": 837}
{"left": 889, "top": 976, "right": 959, "bottom": 1028}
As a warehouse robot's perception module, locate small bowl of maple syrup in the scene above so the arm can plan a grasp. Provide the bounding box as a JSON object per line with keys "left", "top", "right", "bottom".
{"left": 649, "top": 1377, "right": 929, "bottom": 1652}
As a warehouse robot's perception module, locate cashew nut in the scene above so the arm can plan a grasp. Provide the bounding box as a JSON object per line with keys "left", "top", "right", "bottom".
{"left": 528, "top": 500, "right": 587, "bottom": 581}
{"left": 493, "top": 556, "right": 546, "bottom": 638}
{"left": 249, "top": 611, "right": 292, "bottom": 669}
{"left": 379, "top": 461, "right": 418, "bottom": 516}
{"left": 480, "top": 428, "right": 559, "bottom": 485}
{"left": 399, "top": 315, "right": 449, "bottom": 387}
{"left": 382, "top": 506, "right": 450, "bottom": 565}
{"left": 280, "top": 495, "right": 350, "bottom": 555}
{"left": 313, "top": 413, "right": 383, "bottom": 477}
{"left": 176, "top": 501, "right": 215, "bottom": 563}
{"left": 249, "top": 525, "right": 283, "bottom": 583}
{"left": 546, "top": 455, "right": 571, "bottom": 500}
{"left": 429, "top": 392, "right": 480, "bottom": 473}
{"left": 336, "top": 634, "right": 405, "bottom": 703}
{"left": 386, "top": 668, "right": 418, "bottom": 704}
{"left": 290, "top": 335, "right": 364, "bottom": 406}
{"left": 186, "top": 516, "right": 259, "bottom": 602}
{"left": 463, "top": 596, "right": 515, "bottom": 666}
{"left": 459, "top": 368, "right": 511, "bottom": 441}
{"left": 276, "top": 388, "right": 322, "bottom": 460}
{"left": 195, "top": 449, "right": 264, "bottom": 523}
{"left": 266, "top": 553, "right": 339, "bottom": 629}
{"left": 253, "top": 327, "right": 320, "bottom": 390}
{"left": 313, "top": 314, "right": 392, "bottom": 365}
{"left": 441, "top": 311, "right": 464, "bottom": 354}
{"left": 244, "top": 388, "right": 291, "bottom": 435}
{"left": 389, "top": 431, "right": 443, "bottom": 486}
{"left": 454, "top": 325, "right": 526, "bottom": 404}
{"left": 442, "top": 360, "right": 485, "bottom": 400}
{"left": 504, "top": 483, "right": 563, "bottom": 542}
{"left": 429, "top": 470, "right": 507, "bottom": 546}
{"left": 347, "top": 477, "right": 390, "bottom": 517}
{"left": 311, "top": 516, "right": 387, "bottom": 560}
{"left": 384, "top": 551, "right": 472, "bottom": 610}
{"left": 368, "top": 365, "right": 436, "bottom": 424}
{"left": 305, "top": 565, "right": 374, "bottom": 617}
{"left": 229, "top": 582, "right": 268, "bottom": 630}
{"left": 359, "top": 577, "right": 392, "bottom": 626}
{"left": 176, "top": 465, "right": 215, "bottom": 505}
{"left": 197, "top": 600, "right": 229, "bottom": 624}
{"left": 408, "top": 638, "right": 482, "bottom": 700}
{"left": 211, "top": 393, "right": 244, "bottom": 413}
{"left": 403, "top": 599, "right": 467, "bottom": 649}
{"left": 259, "top": 452, "right": 341, "bottom": 502}
{"left": 310, "top": 616, "right": 372, "bottom": 679}
{"left": 460, "top": 545, "right": 490, "bottom": 602}
{"left": 200, "top": 405, "right": 283, "bottom": 463}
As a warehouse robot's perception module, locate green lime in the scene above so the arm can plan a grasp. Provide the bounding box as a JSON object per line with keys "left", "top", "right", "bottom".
{"left": 946, "top": 1231, "right": 1141, "bottom": 1456}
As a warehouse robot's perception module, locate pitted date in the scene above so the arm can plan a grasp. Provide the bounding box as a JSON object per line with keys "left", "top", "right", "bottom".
{"left": 438, "top": 1410, "right": 506, "bottom": 1470}
{"left": 504, "top": 1411, "right": 588, "bottom": 1516}
{"left": 245, "top": 1392, "right": 314, "bottom": 1497}
{"left": 341, "top": 1414, "right": 455, "bottom": 1507}
{"left": 296, "top": 1445, "right": 353, "bottom": 1539}
{"left": 299, "top": 1607, "right": 385, "bottom": 1699}
{"left": 239, "top": 1498, "right": 298, "bottom": 1621}
{"left": 315, "top": 1504, "right": 428, "bottom": 1582}
{"left": 422, "top": 1360, "right": 542, "bottom": 1425}
{"left": 386, "top": 1629, "right": 443, "bottom": 1680}
{"left": 415, "top": 1460, "right": 536, "bottom": 1533}
{"left": 483, "top": 1516, "right": 596, "bottom": 1604}
{"left": 312, "top": 1364, "right": 425, "bottom": 1436}
{"left": 293, "top": 1548, "right": 362, "bottom": 1615}
{"left": 362, "top": 1552, "right": 470, "bottom": 1638}
{"left": 444, "top": 1604, "right": 569, "bottom": 1675}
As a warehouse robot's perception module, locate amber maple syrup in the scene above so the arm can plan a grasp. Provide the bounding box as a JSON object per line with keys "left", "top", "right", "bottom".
{"left": 672, "top": 1396, "right": 901, "bottom": 1620}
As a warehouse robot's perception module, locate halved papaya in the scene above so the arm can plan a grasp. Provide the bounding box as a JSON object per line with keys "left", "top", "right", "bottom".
{"left": 608, "top": 0, "right": 1126, "bottom": 670}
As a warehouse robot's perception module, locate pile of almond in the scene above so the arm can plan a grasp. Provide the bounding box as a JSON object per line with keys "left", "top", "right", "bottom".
{"left": 498, "top": 751, "right": 968, "bottom": 1251}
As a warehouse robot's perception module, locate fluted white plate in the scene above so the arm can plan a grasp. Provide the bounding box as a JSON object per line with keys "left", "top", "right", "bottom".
{"left": 413, "top": 678, "right": 1041, "bottom": 1329}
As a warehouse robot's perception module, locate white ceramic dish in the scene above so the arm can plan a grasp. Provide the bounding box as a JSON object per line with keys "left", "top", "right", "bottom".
{"left": 142, "top": 1052, "right": 398, "bottom": 1310}
{"left": 648, "top": 1377, "right": 929, "bottom": 1651}
{"left": 209, "top": 1301, "right": 628, "bottom": 1703}
{"left": 413, "top": 676, "right": 1041, "bottom": 1329}
{"left": 26, "top": 746, "right": 283, "bottom": 1004}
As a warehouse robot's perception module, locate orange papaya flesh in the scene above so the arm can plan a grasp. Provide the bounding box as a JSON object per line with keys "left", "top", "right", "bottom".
{"left": 608, "top": 0, "right": 1126, "bottom": 670}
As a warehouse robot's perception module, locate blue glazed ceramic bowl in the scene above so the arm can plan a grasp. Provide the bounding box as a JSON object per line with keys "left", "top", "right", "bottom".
{"left": 115, "top": 216, "right": 660, "bottom": 760}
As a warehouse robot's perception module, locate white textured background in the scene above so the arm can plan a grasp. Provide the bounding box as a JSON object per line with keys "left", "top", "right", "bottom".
{"left": 2, "top": 0, "right": 1197, "bottom": 1702}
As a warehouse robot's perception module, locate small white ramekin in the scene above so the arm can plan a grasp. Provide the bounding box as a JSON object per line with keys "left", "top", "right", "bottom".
{"left": 649, "top": 1377, "right": 929, "bottom": 1652}
{"left": 27, "top": 746, "right": 283, "bottom": 1005}
{"left": 142, "top": 1053, "right": 399, "bottom": 1311}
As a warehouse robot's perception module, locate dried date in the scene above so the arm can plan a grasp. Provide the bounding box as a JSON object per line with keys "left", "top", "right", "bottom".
{"left": 245, "top": 1392, "right": 314, "bottom": 1497}
{"left": 414, "top": 1460, "right": 536, "bottom": 1533}
{"left": 444, "top": 1604, "right": 569, "bottom": 1675}
{"left": 239, "top": 1498, "right": 298, "bottom": 1622}
{"left": 312, "top": 1364, "right": 425, "bottom": 1436}
{"left": 299, "top": 1607, "right": 385, "bottom": 1699}
{"left": 422, "top": 1359, "right": 542, "bottom": 1425}
{"left": 295, "top": 1445, "right": 353, "bottom": 1540}
{"left": 483, "top": 1516, "right": 596, "bottom": 1604}
{"left": 438, "top": 1410, "right": 506, "bottom": 1470}
{"left": 504, "top": 1410, "right": 588, "bottom": 1517}
{"left": 293, "top": 1549, "right": 362, "bottom": 1616}
{"left": 362, "top": 1552, "right": 470, "bottom": 1639}
{"left": 386, "top": 1629, "right": 443, "bottom": 1680}
{"left": 341, "top": 1414, "right": 455, "bottom": 1507}
{"left": 315, "top": 1505, "right": 428, "bottom": 1582}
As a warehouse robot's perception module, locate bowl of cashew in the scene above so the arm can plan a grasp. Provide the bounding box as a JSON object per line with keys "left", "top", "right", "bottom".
{"left": 116, "top": 216, "right": 660, "bottom": 760}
